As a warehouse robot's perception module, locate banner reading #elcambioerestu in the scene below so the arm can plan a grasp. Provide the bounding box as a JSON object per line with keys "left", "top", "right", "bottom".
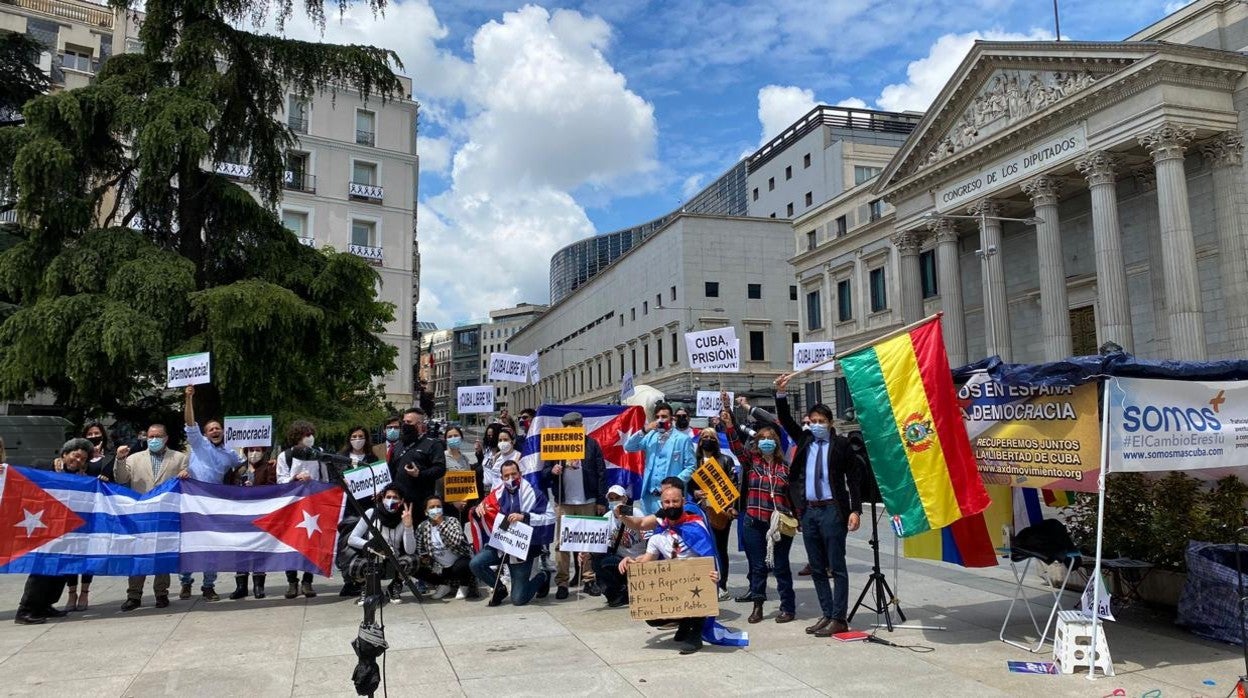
{"left": 1108, "top": 377, "right": 1248, "bottom": 479}
{"left": 958, "top": 372, "right": 1101, "bottom": 492}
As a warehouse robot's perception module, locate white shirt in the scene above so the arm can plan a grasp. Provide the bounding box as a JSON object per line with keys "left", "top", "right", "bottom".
{"left": 429, "top": 526, "right": 459, "bottom": 567}
{"left": 560, "top": 460, "right": 589, "bottom": 505}
{"left": 609, "top": 505, "right": 646, "bottom": 557}
{"left": 276, "top": 451, "right": 327, "bottom": 483}
{"left": 646, "top": 528, "right": 693, "bottom": 560}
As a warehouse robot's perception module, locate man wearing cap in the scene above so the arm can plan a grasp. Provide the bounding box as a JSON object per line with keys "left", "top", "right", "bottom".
{"left": 542, "top": 411, "right": 607, "bottom": 600}
{"left": 594, "top": 485, "right": 646, "bottom": 607}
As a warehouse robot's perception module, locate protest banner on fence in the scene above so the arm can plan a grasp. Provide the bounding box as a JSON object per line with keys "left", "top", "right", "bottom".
{"left": 685, "top": 328, "right": 739, "bottom": 372}
{"left": 1108, "top": 376, "right": 1248, "bottom": 478}
{"left": 167, "top": 352, "right": 211, "bottom": 388}
{"left": 489, "top": 517, "right": 533, "bottom": 559}
{"left": 695, "top": 391, "right": 734, "bottom": 418}
{"left": 342, "top": 462, "right": 392, "bottom": 499}
{"left": 223, "top": 415, "right": 272, "bottom": 450}
{"left": 558, "top": 515, "right": 611, "bottom": 554}
{"left": 540, "top": 427, "right": 585, "bottom": 460}
{"left": 793, "top": 341, "right": 836, "bottom": 372}
{"left": 457, "top": 386, "right": 495, "bottom": 414}
{"left": 488, "top": 353, "right": 532, "bottom": 383}
{"left": 690, "top": 457, "right": 739, "bottom": 513}
{"left": 443, "top": 470, "right": 478, "bottom": 502}
{"left": 628, "top": 557, "right": 719, "bottom": 621}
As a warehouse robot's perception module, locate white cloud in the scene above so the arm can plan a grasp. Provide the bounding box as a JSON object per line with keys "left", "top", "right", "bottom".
{"left": 681, "top": 174, "right": 705, "bottom": 200}
{"left": 757, "top": 84, "right": 817, "bottom": 145}
{"left": 416, "top": 136, "right": 453, "bottom": 177}
{"left": 1164, "top": 0, "right": 1194, "bottom": 14}
{"left": 835, "top": 97, "right": 868, "bottom": 109}
{"left": 875, "top": 28, "right": 1053, "bottom": 112}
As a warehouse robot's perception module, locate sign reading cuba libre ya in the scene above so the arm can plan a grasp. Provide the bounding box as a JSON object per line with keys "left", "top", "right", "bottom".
{"left": 935, "top": 124, "right": 1087, "bottom": 212}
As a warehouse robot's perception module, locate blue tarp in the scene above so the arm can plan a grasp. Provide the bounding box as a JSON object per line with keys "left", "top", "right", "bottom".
{"left": 952, "top": 351, "right": 1248, "bottom": 388}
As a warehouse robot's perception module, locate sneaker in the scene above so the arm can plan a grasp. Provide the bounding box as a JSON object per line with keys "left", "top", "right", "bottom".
{"left": 388, "top": 583, "right": 403, "bottom": 604}
{"left": 431, "top": 584, "right": 453, "bottom": 600}
{"left": 119, "top": 598, "right": 141, "bottom": 613}
{"left": 488, "top": 584, "right": 508, "bottom": 607}
{"left": 717, "top": 587, "right": 731, "bottom": 602}
{"left": 555, "top": 586, "right": 569, "bottom": 600}
{"left": 465, "top": 585, "right": 482, "bottom": 600}
{"left": 154, "top": 596, "right": 169, "bottom": 609}
{"left": 454, "top": 586, "right": 468, "bottom": 601}
{"left": 201, "top": 588, "right": 220, "bottom": 602}
{"left": 355, "top": 592, "right": 366, "bottom": 607}
{"left": 535, "top": 572, "right": 551, "bottom": 599}
{"left": 179, "top": 583, "right": 193, "bottom": 600}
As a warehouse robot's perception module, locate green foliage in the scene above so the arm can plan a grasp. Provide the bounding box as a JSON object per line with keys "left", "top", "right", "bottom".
{"left": 1067, "top": 472, "right": 1248, "bottom": 572}
{"left": 0, "top": 32, "right": 50, "bottom": 120}
{"left": 0, "top": 0, "right": 405, "bottom": 432}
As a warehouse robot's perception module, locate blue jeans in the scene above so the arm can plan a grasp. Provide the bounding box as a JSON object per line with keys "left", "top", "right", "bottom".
{"left": 801, "top": 504, "right": 849, "bottom": 620}
{"left": 180, "top": 571, "right": 217, "bottom": 590}
{"left": 740, "top": 517, "right": 795, "bottom": 614}
{"left": 470, "top": 548, "right": 546, "bottom": 606}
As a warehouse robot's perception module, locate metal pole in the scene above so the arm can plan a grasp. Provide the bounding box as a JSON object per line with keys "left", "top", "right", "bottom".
{"left": 1087, "top": 377, "right": 1112, "bottom": 679}
{"left": 1053, "top": 0, "right": 1061, "bottom": 41}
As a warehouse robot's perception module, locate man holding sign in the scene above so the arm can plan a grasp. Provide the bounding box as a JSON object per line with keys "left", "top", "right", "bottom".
{"left": 180, "top": 385, "right": 244, "bottom": 601}
{"left": 469, "top": 461, "right": 555, "bottom": 607}
{"left": 541, "top": 412, "right": 607, "bottom": 600}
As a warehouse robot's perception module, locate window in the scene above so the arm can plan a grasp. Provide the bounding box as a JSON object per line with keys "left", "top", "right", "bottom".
{"left": 619, "top": 353, "right": 625, "bottom": 378}
{"left": 285, "top": 151, "right": 312, "bottom": 191}
{"left": 834, "top": 376, "right": 855, "bottom": 420}
{"left": 705, "top": 281, "right": 719, "bottom": 298}
{"left": 643, "top": 301, "right": 648, "bottom": 315}
{"left": 806, "top": 291, "right": 822, "bottom": 331}
{"left": 355, "top": 109, "right": 376, "bottom": 146}
{"left": 920, "top": 249, "right": 938, "bottom": 299}
{"left": 657, "top": 337, "right": 664, "bottom": 367}
{"left": 351, "top": 219, "right": 376, "bottom": 247}
{"left": 768, "top": 177, "right": 775, "bottom": 191}
{"left": 786, "top": 203, "right": 794, "bottom": 217}
{"left": 747, "top": 283, "right": 762, "bottom": 299}
{"left": 752, "top": 188, "right": 759, "bottom": 201}
{"left": 836, "top": 215, "right": 848, "bottom": 237}
{"left": 803, "top": 153, "right": 811, "bottom": 168}
{"left": 352, "top": 161, "right": 377, "bottom": 186}
{"left": 806, "top": 230, "right": 816, "bottom": 250}
{"left": 785, "top": 165, "right": 793, "bottom": 180}
{"left": 619, "top": 315, "right": 624, "bottom": 327}
{"left": 791, "top": 331, "right": 800, "bottom": 346}
{"left": 869, "top": 199, "right": 884, "bottom": 221}
{"left": 61, "top": 48, "right": 92, "bottom": 73}
{"left": 630, "top": 307, "right": 636, "bottom": 321}
{"left": 805, "top": 192, "right": 813, "bottom": 207}
{"left": 670, "top": 286, "right": 676, "bottom": 302}
{"left": 631, "top": 349, "right": 637, "bottom": 375}
{"left": 790, "top": 285, "right": 797, "bottom": 301}
{"left": 748, "top": 331, "right": 765, "bottom": 361}
{"left": 805, "top": 381, "right": 823, "bottom": 414}
{"left": 282, "top": 210, "right": 308, "bottom": 237}
{"left": 854, "top": 165, "right": 882, "bottom": 185}
{"left": 655, "top": 294, "right": 662, "bottom": 308}
{"left": 837, "top": 280, "right": 853, "bottom": 322}
{"left": 643, "top": 345, "right": 650, "bottom": 372}
{"left": 287, "top": 95, "right": 309, "bottom": 133}
{"left": 870, "top": 267, "right": 888, "bottom": 312}
{"left": 671, "top": 332, "right": 678, "bottom": 363}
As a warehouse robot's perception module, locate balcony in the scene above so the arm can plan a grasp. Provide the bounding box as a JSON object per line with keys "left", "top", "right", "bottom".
{"left": 283, "top": 170, "right": 316, "bottom": 193}
{"left": 349, "top": 243, "right": 383, "bottom": 265}
{"left": 297, "top": 236, "right": 315, "bottom": 248}
{"left": 2, "top": 0, "right": 113, "bottom": 27}
{"left": 288, "top": 115, "right": 308, "bottom": 134}
{"left": 0, "top": 209, "right": 17, "bottom": 224}
{"left": 215, "top": 161, "right": 252, "bottom": 180}
{"left": 348, "top": 181, "right": 384, "bottom": 202}
{"left": 355, "top": 130, "right": 375, "bottom": 147}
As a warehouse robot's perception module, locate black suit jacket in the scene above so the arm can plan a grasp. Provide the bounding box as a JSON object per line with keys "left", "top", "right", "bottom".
{"left": 389, "top": 434, "right": 447, "bottom": 506}
{"left": 541, "top": 435, "right": 607, "bottom": 507}
{"left": 775, "top": 393, "right": 862, "bottom": 518}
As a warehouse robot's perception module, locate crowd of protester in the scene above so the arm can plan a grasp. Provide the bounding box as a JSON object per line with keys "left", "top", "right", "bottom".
{"left": 10, "top": 379, "right": 865, "bottom": 655}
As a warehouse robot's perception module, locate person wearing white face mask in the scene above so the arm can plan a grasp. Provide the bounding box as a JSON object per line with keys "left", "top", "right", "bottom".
{"left": 413, "top": 496, "right": 475, "bottom": 599}
{"left": 341, "top": 426, "right": 377, "bottom": 466}
{"left": 440, "top": 426, "right": 482, "bottom": 523}
{"left": 276, "top": 420, "right": 328, "bottom": 599}
{"left": 345, "top": 485, "right": 418, "bottom": 605}
{"left": 480, "top": 425, "right": 517, "bottom": 492}
{"left": 228, "top": 446, "right": 276, "bottom": 599}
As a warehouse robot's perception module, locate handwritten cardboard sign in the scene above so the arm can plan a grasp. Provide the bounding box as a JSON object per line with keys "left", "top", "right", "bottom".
{"left": 540, "top": 427, "right": 585, "bottom": 460}
{"left": 628, "top": 557, "right": 719, "bottom": 621}
{"left": 690, "top": 457, "right": 739, "bottom": 514}
{"left": 442, "top": 470, "right": 478, "bottom": 502}
{"left": 488, "top": 517, "right": 533, "bottom": 559}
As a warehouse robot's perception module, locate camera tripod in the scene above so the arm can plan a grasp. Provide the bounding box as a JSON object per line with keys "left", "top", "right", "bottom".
{"left": 1232, "top": 526, "right": 1247, "bottom": 698}
{"left": 848, "top": 502, "right": 906, "bottom": 631}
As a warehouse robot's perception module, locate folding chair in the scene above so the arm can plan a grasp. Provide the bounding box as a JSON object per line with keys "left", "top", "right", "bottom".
{"left": 998, "top": 519, "right": 1082, "bottom": 653}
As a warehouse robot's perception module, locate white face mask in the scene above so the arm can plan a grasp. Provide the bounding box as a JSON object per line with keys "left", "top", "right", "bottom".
{"left": 498, "top": 440, "right": 513, "bottom": 453}
{"left": 302, "top": 435, "right": 315, "bottom": 448}
{"left": 247, "top": 451, "right": 264, "bottom": 464}
{"left": 350, "top": 437, "right": 366, "bottom": 450}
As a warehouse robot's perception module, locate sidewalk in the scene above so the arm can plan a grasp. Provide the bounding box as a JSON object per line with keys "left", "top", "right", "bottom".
{"left": 0, "top": 522, "right": 1241, "bottom": 697}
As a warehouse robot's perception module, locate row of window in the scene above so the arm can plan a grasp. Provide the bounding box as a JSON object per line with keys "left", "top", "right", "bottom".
{"left": 286, "top": 95, "right": 379, "bottom": 148}
{"left": 805, "top": 251, "right": 939, "bottom": 329}
{"left": 802, "top": 200, "right": 887, "bottom": 251}
{"left": 280, "top": 210, "right": 383, "bottom": 256}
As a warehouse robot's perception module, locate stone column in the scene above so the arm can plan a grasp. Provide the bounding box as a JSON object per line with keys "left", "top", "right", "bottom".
{"left": 1076, "top": 152, "right": 1134, "bottom": 352}
{"left": 1203, "top": 131, "right": 1248, "bottom": 352}
{"left": 1022, "top": 174, "right": 1072, "bottom": 360}
{"left": 891, "top": 229, "right": 925, "bottom": 324}
{"left": 928, "top": 218, "right": 967, "bottom": 366}
{"left": 968, "top": 199, "right": 1011, "bottom": 361}
{"left": 821, "top": 266, "right": 834, "bottom": 330}
{"left": 1139, "top": 123, "right": 1206, "bottom": 359}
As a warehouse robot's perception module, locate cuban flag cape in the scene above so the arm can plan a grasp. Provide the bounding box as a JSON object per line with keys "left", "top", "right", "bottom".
{"left": 520, "top": 404, "right": 646, "bottom": 499}
{"left": 0, "top": 465, "right": 344, "bottom": 576}
{"left": 657, "top": 501, "right": 749, "bottom": 648}
{"left": 467, "top": 478, "right": 555, "bottom": 551}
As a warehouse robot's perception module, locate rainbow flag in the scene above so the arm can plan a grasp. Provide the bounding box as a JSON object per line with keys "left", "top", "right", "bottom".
{"left": 903, "top": 484, "right": 1011, "bottom": 568}
{"left": 840, "top": 317, "right": 990, "bottom": 537}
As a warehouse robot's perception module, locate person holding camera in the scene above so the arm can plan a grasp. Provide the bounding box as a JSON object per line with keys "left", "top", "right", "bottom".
{"left": 345, "top": 485, "right": 417, "bottom": 604}
{"left": 593, "top": 485, "right": 646, "bottom": 608}
{"left": 412, "top": 495, "right": 475, "bottom": 600}
{"left": 389, "top": 408, "right": 446, "bottom": 508}
{"left": 623, "top": 401, "right": 696, "bottom": 515}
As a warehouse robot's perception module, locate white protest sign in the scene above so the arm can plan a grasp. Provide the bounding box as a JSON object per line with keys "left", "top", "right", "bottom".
{"left": 695, "top": 391, "right": 735, "bottom": 418}
{"left": 342, "top": 462, "right": 392, "bottom": 500}
{"left": 224, "top": 415, "right": 273, "bottom": 449}
{"left": 1081, "top": 572, "right": 1115, "bottom": 622}
{"left": 620, "top": 371, "right": 635, "bottom": 400}
{"left": 457, "top": 386, "right": 496, "bottom": 414}
{"left": 793, "top": 341, "right": 836, "bottom": 372}
{"left": 1108, "top": 377, "right": 1248, "bottom": 479}
{"left": 697, "top": 339, "right": 740, "bottom": 373}
{"left": 167, "top": 352, "right": 211, "bottom": 387}
{"left": 685, "top": 327, "right": 737, "bottom": 371}
{"left": 489, "top": 516, "right": 533, "bottom": 559}
{"left": 526, "top": 351, "right": 540, "bottom": 384}
{"left": 488, "top": 352, "right": 532, "bottom": 383}
{"left": 558, "top": 515, "right": 612, "bottom": 554}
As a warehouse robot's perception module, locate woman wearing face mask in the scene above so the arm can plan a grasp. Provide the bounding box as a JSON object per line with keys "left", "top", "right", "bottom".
{"left": 345, "top": 485, "right": 417, "bottom": 604}
{"left": 480, "top": 425, "right": 516, "bottom": 492}
{"left": 63, "top": 423, "right": 114, "bottom": 611}
{"left": 227, "top": 446, "right": 276, "bottom": 599}
{"left": 721, "top": 410, "right": 796, "bottom": 625}
{"left": 340, "top": 426, "right": 376, "bottom": 466}
{"left": 276, "top": 421, "right": 327, "bottom": 599}
{"left": 413, "top": 496, "right": 475, "bottom": 600}
{"left": 441, "top": 426, "right": 482, "bottom": 521}
{"left": 689, "top": 427, "right": 735, "bottom": 602}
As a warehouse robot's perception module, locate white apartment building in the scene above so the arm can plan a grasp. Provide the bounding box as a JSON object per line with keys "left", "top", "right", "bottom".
{"left": 480, "top": 303, "right": 547, "bottom": 413}
{"left": 421, "top": 329, "right": 453, "bottom": 420}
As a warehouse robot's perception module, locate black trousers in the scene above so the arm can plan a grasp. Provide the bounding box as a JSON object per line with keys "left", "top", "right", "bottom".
{"left": 645, "top": 616, "right": 706, "bottom": 646}
{"left": 414, "top": 557, "right": 473, "bottom": 587}
{"left": 286, "top": 571, "right": 313, "bottom": 585}
{"left": 18, "top": 574, "right": 66, "bottom": 616}
{"left": 712, "top": 523, "right": 731, "bottom": 590}
{"left": 593, "top": 554, "right": 627, "bottom": 602}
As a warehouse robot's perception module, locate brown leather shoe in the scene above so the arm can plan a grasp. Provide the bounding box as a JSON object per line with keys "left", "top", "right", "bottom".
{"left": 775, "top": 612, "right": 795, "bottom": 624}
{"left": 798, "top": 564, "right": 812, "bottom": 576}
{"left": 748, "top": 601, "right": 764, "bottom": 624}
{"left": 814, "top": 619, "right": 850, "bottom": 637}
{"left": 805, "top": 616, "right": 832, "bottom": 634}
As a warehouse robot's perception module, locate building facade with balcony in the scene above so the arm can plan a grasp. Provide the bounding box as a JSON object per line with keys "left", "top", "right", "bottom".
{"left": 0, "top": 0, "right": 139, "bottom": 101}
{"left": 420, "top": 328, "right": 453, "bottom": 420}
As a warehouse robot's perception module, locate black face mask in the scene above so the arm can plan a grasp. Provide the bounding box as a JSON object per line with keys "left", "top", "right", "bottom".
{"left": 675, "top": 416, "right": 690, "bottom": 430}
{"left": 401, "top": 423, "right": 419, "bottom": 441}
{"left": 700, "top": 439, "right": 719, "bottom": 453}
{"left": 86, "top": 436, "right": 104, "bottom": 447}
{"left": 658, "top": 506, "right": 683, "bottom": 521}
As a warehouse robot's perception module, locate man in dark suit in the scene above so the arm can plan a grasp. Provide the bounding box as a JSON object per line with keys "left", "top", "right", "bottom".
{"left": 542, "top": 411, "right": 607, "bottom": 599}
{"left": 774, "top": 373, "right": 863, "bottom": 637}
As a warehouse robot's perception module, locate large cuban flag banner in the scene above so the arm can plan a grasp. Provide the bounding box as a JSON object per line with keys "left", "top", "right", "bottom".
{"left": 0, "top": 465, "right": 345, "bottom": 576}
{"left": 519, "top": 404, "right": 646, "bottom": 498}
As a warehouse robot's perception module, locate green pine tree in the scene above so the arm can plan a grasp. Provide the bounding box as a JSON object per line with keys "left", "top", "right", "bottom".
{"left": 0, "top": 0, "right": 409, "bottom": 439}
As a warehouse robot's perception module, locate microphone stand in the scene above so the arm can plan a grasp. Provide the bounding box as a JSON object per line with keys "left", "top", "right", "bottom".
{"left": 1232, "top": 525, "right": 1247, "bottom": 698}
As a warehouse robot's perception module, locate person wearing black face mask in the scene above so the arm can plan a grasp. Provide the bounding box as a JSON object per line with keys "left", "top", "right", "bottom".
{"left": 345, "top": 486, "right": 418, "bottom": 605}
{"left": 66, "top": 423, "right": 115, "bottom": 611}
{"left": 389, "top": 407, "right": 446, "bottom": 508}
{"left": 688, "top": 427, "right": 736, "bottom": 602}
{"left": 672, "top": 409, "right": 695, "bottom": 441}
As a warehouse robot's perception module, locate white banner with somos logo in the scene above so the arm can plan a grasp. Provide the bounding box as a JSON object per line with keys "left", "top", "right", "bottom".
{"left": 1107, "top": 377, "right": 1248, "bottom": 477}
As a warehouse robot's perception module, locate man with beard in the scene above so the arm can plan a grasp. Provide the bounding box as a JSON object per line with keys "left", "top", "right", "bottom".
{"left": 389, "top": 407, "right": 446, "bottom": 507}
{"left": 178, "top": 386, "right": 244, "bottom": 601}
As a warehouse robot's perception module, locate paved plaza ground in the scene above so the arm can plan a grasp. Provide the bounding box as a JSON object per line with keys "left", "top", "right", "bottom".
{"left": 0, "top": 519, "right": 1243, "bottom": 697}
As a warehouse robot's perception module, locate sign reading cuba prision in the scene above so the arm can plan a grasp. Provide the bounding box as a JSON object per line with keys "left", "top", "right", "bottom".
{"left": 935, "top": 124, "right": 1087, "bottom": 212}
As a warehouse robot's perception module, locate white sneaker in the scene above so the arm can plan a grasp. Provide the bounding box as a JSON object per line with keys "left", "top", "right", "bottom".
{"left": 355, "top": 593, "right": 366, "bottom": 606}
{"left": 717, "top": 588, "right": 731, "bottom": 602}
{"left": 432, "top": 584, "right": 453, "bottom": 600}
{"left": 454, "top": 586, "right": 468, "bottom": 600}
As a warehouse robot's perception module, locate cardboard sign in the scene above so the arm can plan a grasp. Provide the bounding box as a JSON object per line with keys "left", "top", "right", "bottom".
{"left": 540, "top": 427, "right": 586, "bottom": 460}
{"left": 443, "top": 470, "right": 478, "bottom": 502}
{"left": 620, "top": 371, "right": 635, "bottom": 400}
{"left": 167, "top": 351, "right": 211, "bottom": 387}
{"left": 488, "top": 516, "right": 533, "bottom": 559}
{"left": 695, "top": 391, "right": 734, "bottom": 418}
{"left": 558, "top": 515, "right": 612, "bottom": 554}
{"left": 690, "top": 457, "right": 739, "bottom": 514}
{"left": 793, "top": 341, "right": 836, "bottom": 372}
{"left": 685, "top": 328, "right": 739, "bottom": 372}
{"left": 342, "top": 462, "right": 392, "bottom": 499}
{"left": 457, "top": 386, "right": 495, "bottom": 414}
{"left": 628, "top": 557, "right": 719, "bottom": 621}
{"left": 223, "top": 415, "right": 272, "bottom": 449}
{"left": 526, "top": 351, "right": 540, "bottom": 384}
{"left": 488, "top": 352, "right": 531, "bottom": 383}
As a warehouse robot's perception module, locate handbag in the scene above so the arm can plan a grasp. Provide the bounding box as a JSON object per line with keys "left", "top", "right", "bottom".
{"left": 765, "top": 460, "right": 798, "bottom": 537}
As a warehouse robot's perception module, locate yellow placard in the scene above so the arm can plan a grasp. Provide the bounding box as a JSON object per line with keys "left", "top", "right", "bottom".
{"left": 540, "top": 427, "right": 586, "bottom": 460}
{"left": 628, "top": 557, "right": 719, "bottom": 621}
{"left": 690, "top": 457, "right": 739, "bottom": 514}
{"left": 442, "top": 470, "right": 479, "bottom": 502}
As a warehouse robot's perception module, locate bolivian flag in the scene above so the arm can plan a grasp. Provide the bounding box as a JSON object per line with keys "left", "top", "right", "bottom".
{"left": 840, "top": 316, "right": 990, "bottom": 537}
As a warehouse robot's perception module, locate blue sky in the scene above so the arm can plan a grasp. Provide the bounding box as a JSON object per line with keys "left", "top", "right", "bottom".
{"left": 270, "top": 0, "right": 1193, "bottom": 327}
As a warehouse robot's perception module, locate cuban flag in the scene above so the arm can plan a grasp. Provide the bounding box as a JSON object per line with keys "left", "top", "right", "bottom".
{"left": 658, "top": 502, "right": 749, "bottom": 648}
{"left": 519, "top": 404, "right": 646, "bottom": 499}
{"left": 0, "top": 465, "right": 344, "bottom": 576}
